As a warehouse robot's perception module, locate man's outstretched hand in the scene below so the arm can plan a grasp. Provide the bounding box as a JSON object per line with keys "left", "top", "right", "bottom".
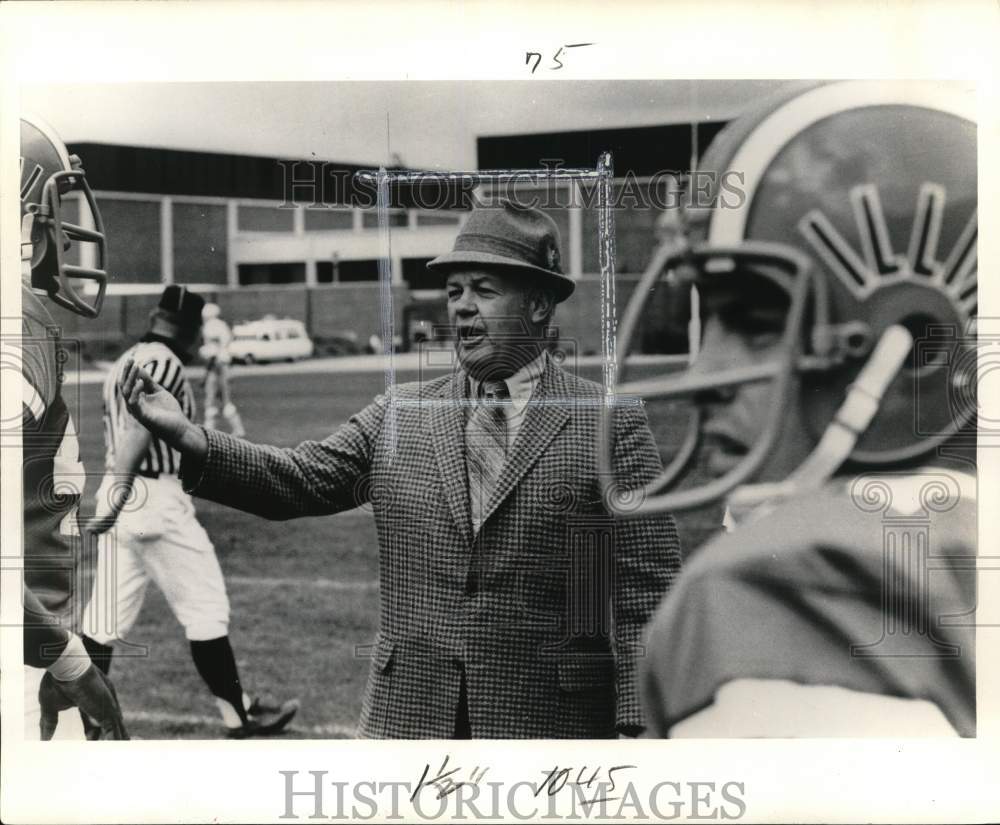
{"left": 119, "top": 358, "right": 207, "bottom": 458}
{"left": 39, "top": 665, "right": 130, "bottom": 741}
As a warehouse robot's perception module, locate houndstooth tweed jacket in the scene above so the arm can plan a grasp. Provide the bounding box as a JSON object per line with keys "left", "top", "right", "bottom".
{"left": 183, "top": 355, "right": 681, "bottom": 738}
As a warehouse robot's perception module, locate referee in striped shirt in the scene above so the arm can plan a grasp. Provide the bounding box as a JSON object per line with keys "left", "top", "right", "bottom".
{"left": 80, "top": 285, "right": 299, "bottom": 738}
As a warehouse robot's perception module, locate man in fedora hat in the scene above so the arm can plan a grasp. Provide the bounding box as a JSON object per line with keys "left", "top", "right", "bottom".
{"left": 115, "top": 202, "right": 682, "bottom": 738}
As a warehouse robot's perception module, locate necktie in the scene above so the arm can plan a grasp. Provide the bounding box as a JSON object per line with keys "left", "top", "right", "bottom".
{"left": 466, "top": 379, "right": 510, "bottom": 533}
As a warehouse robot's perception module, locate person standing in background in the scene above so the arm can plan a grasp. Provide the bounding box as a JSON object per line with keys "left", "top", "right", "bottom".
{"left": 200, "top": 302, "right": 245, "bottom": 438}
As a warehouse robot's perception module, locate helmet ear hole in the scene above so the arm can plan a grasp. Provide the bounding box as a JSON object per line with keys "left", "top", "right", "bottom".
{"left": 900, "top": 312, "right": 948, "bottom": 373}
{"left": 840, "top": 322, "right": 872, "bottom": 359}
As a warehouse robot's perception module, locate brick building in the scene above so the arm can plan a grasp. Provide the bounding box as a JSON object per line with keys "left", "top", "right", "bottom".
{"left": 52, "top": 120, "right": 724, "bottom": 358}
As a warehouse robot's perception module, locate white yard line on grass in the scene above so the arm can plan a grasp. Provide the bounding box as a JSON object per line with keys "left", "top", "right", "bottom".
{"left": 124, "top": 710, "right": 356, "bottom": 738}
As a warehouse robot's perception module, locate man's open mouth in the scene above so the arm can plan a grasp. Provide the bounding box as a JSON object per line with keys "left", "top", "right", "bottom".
{"left": 457, "top": 326, "right": 487, "bottom": 346}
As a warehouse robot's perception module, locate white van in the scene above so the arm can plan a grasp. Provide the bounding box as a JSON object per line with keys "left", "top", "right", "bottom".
{"left": 228, "top": 318, "right": 314, "bottom": 364}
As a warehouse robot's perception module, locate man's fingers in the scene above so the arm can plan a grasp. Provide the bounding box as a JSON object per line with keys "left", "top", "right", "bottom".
{"left": 126, "top": 367, "right": 155, "bottom": 411}
{"left": 136, "top": 366, "right": 158, "bottom": 393}
{"left": 127, "top": 378, "right": 143, "bottom": 409}
{"left": 119, "top": 358, "right": 137, "bottom": 398}
{"left": 120, "top": 360, "right": 159, "bottom": 403}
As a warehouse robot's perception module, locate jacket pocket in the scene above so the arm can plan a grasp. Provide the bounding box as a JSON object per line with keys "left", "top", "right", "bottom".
{"left": 557, "top": 657, "right": 615, "bottom": 693}
{"left": 372, "top": 635, "right": 396, "bottom": 674}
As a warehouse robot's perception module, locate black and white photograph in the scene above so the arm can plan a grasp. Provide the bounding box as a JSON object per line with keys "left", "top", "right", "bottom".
{"left": 2, "top": 2, "right": 998, "bottom": 823}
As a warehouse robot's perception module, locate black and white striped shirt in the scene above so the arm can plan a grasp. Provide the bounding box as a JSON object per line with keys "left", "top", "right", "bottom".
{"left": 103, "top": 340, "right": 195, "bottom": 476}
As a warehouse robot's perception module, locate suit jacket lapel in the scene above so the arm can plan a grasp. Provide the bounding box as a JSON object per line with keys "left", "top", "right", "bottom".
{"left": 480, "top": 358, "right": 571, "bottom": 526}
{"left": 428, "top": 370, "right": 474, "bottom": 544}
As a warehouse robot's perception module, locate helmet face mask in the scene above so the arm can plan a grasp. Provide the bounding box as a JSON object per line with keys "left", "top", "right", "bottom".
{"left": 602, "top": 81, "right": 977, "bottom": 518}
{"left": 21, "top": 117, "right": 108, "bottom": 318}
{"left": 604, "top": 241, "right": 818, "bottom": 514}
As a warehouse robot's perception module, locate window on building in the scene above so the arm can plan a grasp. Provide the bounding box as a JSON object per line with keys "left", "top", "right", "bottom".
{"left": 361, "top": 210, "right": 408, "bottom": 229}
{"left": 337, "top": 259, "right": 380, "bottom": 281}
{"left": 237, "top": 204, "right": 295, "bottom": 232}
{"left": 304, "top": 208, "right": 355, "bottom": 231}
{"left": 402, "top": 257, "right": 443, "bottom": 291}
{"left": 172, "top": 202, "right": 228, "bottom": 284}
{"left": 97, "top": 196, "right": 162, "bottom": 283}
{"left": 415, "top": 210, "right": 463, "bottom": 227}
{"left": 315, "top": 259, "right": 380, "bottom": 283}
{"left": 237, "top": 262, "right": 306, "bottom": 285}
{"left": 316, "top": 260, "right": 336, "bottom": 283}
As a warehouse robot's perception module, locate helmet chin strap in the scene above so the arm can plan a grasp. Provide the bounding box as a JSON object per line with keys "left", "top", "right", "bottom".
{"left": 724, "top": 324, "right": 914, "bottom": 526}
{"left": 21, "top": 213, "right": 55, "bottom": 297}
{"left": 21, "top": 213, "right": 35, "bottom": 267}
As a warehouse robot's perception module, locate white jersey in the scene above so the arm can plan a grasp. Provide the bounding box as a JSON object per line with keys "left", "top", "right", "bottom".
{"left": 201, "top": 317, "right": 233, "bottom": 365}
{"left": 103, "top": 339, "right": 195, "bottom": 476}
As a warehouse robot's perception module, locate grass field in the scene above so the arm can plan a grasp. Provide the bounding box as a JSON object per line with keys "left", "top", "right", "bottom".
{"left": 66, "top": 359, "right": 722, "bottom": 739}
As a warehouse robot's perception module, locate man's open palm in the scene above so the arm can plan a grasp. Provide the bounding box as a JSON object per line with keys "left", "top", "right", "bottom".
{"left": 119, "top": 358, "right": 188, "bottom": 447}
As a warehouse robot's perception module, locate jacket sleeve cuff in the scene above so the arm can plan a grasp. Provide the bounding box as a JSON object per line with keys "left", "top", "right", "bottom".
{"left": 180, "top": 425, "right": 215, "bottom": 494}
{"left": 615, "top": 662, "right": 646, "bottom": 733}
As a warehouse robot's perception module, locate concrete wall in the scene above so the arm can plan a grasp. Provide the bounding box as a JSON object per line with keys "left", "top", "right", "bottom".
{"left": 308, "top": 284, "right": 409, "bottom": 340}
{"left": 215, "top": 287, "right": 310, "bottom": 327}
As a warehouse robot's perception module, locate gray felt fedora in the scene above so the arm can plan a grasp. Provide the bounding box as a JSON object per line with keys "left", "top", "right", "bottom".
{"left": 427, "top": 200, "right": 575, "bottom": 302}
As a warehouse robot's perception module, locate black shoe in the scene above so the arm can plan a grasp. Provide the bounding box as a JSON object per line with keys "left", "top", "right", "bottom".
{"left": 226, "top": 696, "right": 299, "bottom": 739}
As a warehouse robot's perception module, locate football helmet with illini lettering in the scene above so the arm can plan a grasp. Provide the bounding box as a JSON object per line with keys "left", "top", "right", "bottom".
{"left": 601, "top": 81, "right": 977, "bottom": 517}
{"left": 20, "top": 115, "right": 108, "bottom": 318}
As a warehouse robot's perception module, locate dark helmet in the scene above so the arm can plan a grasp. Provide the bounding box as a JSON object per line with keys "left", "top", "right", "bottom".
{"left": 21, "top": 115, "right": 108, "bottom": 317}
{"left": 602, "top": 81, "right": 977, "bottom": 516}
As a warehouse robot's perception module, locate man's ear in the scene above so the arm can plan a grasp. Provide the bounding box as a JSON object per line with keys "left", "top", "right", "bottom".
{"left": 529, "top": 289, "right": 555, "bottom": 325}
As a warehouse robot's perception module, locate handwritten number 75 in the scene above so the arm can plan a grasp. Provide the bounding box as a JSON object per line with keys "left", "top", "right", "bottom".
{"left": 526, "top": 43, "right": 594, "bottom": 74}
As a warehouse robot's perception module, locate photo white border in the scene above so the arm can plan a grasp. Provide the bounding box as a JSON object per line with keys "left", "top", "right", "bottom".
{"left": 1, "top": 1, "right": 998, "bottom": 822}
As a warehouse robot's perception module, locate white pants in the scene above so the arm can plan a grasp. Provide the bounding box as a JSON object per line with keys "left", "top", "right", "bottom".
{"left": 83, "top": 475, "right": 230, "bottom": 645}
{"left": 22, "top": 666, "right": 86, "bottom": 741}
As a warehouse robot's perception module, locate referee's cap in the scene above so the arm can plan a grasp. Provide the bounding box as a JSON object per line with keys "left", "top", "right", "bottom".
{"left": 157, "top": 285, "right": 205, "bottom": 329}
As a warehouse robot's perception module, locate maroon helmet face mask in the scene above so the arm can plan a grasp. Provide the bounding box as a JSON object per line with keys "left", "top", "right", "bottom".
{"left": 21, "top": 117, "right": 108, "bottom": 318}
{"left": 600, "top": 82, "right": 978, "bottom": 518}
